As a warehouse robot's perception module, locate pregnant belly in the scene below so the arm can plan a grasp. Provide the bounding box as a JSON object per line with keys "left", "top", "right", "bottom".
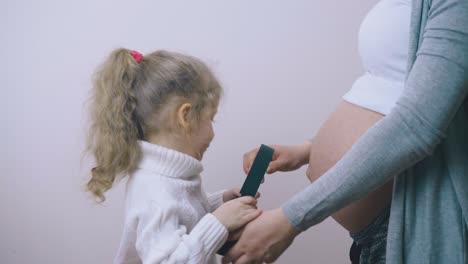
{"left": 307, "top": 100, "right": 393, "bottom": 233}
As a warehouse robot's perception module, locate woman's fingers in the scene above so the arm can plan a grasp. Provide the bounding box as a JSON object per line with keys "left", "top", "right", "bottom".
{"left": 227, "top": 227, "right": 245, "bottom": 241}
{"left": 243, "top": 148, "right": 259, "bottom": 174}
{"left": 222, "top": 248, "right": 243, "bottom": 264}
{"left": 234, "top": 254, "right": 263, "bottom": 264}
{"left": 266, "top": 159, "right": 285, "bottom": 174}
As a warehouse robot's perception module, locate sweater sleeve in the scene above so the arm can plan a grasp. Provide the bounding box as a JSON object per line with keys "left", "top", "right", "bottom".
{"left": 206, "top": 190, "right": 226, "bottom": 212}
{"left": 283, "top": 0, "right": 468, "bottom": 231}
{"left": 135, "top": 201, "right": 228, "bottom": 263}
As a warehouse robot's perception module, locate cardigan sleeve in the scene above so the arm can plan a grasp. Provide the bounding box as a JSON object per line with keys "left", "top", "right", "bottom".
{"left": 282, "top": 0, "right": 468, "bottom": 231}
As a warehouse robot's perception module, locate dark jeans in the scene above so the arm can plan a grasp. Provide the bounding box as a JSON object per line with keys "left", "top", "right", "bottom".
{"left": 349, "top": 208, "right": 390, "bottom": 264}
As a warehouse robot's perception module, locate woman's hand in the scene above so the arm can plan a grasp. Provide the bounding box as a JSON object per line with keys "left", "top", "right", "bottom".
{"left": 243, "top": 141, "right": 312, "bottom": 175}
{"left": 223, "top": 188, "right": 260, "bottom": 202}
{"left": 221, "top": 208, "right": 300, "bottom": 263}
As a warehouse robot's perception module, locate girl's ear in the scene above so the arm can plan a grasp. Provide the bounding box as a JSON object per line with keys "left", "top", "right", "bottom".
{"left": 176, "top": 103, "right": 192, "bottom": 130}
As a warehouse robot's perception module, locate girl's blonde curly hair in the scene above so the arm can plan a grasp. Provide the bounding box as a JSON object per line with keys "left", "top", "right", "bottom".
{"left": 86, "top": 48, "right": 222, "bottom": 202}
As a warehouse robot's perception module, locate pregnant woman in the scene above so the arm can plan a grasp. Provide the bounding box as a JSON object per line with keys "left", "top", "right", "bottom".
{"left": 223, "top": 0, "right": 468, "bottom": 263}
{"left": 243, "top": 1, "right": 409, "bottom": 262}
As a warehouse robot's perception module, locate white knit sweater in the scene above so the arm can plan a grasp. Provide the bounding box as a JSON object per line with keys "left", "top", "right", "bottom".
{"left": 114, "top": 141, "right": 228, "bottom": 264}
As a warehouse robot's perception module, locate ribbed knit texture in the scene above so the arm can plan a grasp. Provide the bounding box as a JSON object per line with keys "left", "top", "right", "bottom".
{"left": 114, "top": 141, "right": 228, "bottom": 264}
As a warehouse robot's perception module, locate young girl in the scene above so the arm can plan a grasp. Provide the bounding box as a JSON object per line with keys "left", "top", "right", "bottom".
{"left": 86, "top": 48, "right": 262, "bottom": 264}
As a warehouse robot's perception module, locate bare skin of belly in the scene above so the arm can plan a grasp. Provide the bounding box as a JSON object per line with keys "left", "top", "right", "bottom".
{"left": 307, "top": 101, "right": 393, "bottom": 233}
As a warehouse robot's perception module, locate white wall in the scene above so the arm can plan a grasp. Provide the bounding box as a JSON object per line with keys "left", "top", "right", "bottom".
{"left": 2, "top": 0, "right": 377, "bottom": 263}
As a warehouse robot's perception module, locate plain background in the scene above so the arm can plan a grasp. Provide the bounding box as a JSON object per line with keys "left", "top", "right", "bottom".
{"left": 2, "top": 0, "right": 378, "bottom": 263}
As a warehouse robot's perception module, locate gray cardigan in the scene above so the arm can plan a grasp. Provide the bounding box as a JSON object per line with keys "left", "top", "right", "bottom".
{"left": 282, "top": 0, "right": 468, "bottom": 262}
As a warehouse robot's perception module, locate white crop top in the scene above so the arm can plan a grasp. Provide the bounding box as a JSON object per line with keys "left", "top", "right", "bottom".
{"left": 343, "top": 0, "right": 412, "bottom": 115}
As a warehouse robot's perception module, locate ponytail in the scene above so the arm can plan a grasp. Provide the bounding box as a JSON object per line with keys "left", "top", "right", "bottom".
{"left": 86, "top": 48, "right": 142, "bottom": 202}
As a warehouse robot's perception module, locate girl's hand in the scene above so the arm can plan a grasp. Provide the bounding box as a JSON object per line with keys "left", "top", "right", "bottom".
{"left": 243, "top": 141, "right": 312, "bottom": 175}
{"left": 223, "top": 188, "right": 260, "bottom": 202}
{"left": 213, "top": 196, "right": 262, "bottom": 232}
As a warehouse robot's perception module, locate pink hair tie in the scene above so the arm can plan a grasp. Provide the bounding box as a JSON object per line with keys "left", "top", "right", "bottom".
{"left": 130, "top": 50, "right": 143, "bottom": 63}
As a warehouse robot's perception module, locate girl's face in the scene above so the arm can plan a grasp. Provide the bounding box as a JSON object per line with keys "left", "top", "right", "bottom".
{"left": 190, "top": 111, "right": 216, "bottom": 160}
